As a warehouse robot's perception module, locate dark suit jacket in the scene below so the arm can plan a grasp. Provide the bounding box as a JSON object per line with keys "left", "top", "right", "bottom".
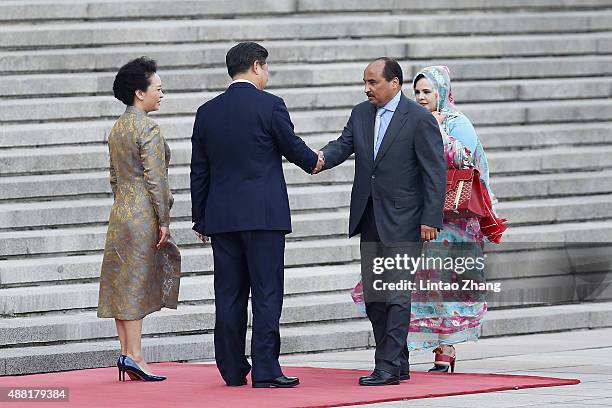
{"left": 321, "top": 92, "right": 446, "bottom": 244}
{"left": 190, "top": 82, "right": 318, "bottom": 235}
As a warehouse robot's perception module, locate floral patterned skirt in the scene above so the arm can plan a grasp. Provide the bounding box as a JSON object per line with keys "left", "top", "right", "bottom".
{"left": 351, "top": 217, "right": 487, "bottom": 352}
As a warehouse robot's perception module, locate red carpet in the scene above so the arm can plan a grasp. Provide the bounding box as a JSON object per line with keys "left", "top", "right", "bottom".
{"left": 0, "top": 363, "right": 579, "bottom": 408}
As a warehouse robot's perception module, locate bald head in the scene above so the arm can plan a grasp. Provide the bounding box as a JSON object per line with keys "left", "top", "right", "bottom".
{"left": 365, "top": 59, "right": 386, "bottom": 77}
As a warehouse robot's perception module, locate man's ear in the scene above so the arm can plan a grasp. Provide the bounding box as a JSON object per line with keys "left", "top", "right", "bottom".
{"left": 252, "top": 60, "right": 261, "bottom": 75}
{"left": 393, "top": 78, "right": 400, "bottom": 90}
{"left": 254, "top": 60, "right": 267, "bottom": 75}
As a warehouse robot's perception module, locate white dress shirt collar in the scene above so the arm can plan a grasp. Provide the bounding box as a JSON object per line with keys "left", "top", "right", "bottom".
{"left": 231, "top": 79, "right": 258, "bottom": 88}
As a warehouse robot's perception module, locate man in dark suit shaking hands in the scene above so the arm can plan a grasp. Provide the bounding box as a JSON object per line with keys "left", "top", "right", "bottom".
{"left": 315, "top": 58, "right": 446, "bottom": 386}
{"left": 190, "top": 42, "right": 324, "bottom": 388}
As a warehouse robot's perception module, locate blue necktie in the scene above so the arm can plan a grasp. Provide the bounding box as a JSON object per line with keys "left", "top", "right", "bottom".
{"left": 373, "top": 108, "right": 387, "bottom": 159}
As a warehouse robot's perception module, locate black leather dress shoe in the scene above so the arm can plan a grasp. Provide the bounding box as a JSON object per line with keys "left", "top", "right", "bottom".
{"left": 359, "top": 369, "right": 400, "bottom": 386}
{"left": 400, "top": 371, "right": 410, "bottom": 381}
{"left": 252, "top": 375, "right": 300, "bottom": 388}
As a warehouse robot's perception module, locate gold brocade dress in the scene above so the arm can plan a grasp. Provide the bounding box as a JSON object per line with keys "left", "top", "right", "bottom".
{"left": 97, "top": 106, "right": 181, "bottom": 320}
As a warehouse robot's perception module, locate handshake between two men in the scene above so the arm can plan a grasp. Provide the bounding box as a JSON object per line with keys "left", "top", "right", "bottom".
{"left": 311, "top": 149, "right": 326, "bottom": 175}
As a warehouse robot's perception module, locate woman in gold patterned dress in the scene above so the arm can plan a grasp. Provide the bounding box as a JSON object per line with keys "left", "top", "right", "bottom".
{"left": 97, "top": 57, "right": 181, "bottom": 381}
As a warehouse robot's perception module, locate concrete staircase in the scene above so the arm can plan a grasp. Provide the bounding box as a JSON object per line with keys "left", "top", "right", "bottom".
{"left": 1, "top": 0, "right": 612, "bottom": 375}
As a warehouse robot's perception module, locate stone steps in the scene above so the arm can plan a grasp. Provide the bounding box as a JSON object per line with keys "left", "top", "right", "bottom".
{"left": 0, "top": 291, "right": 363, "bottom": 347}
{"left": 5, "top": 56, "right": 612, "bottom": 97}
{"left": 1, "top": 99, "right": 610, "bottom": 150}
{"left": 2, "top": 32, "right": 611, "bottom": 74}
{"left": 490, "top": 170, "right": 612, "bottom": 200}
{"left": 0, "top": 263, "right": 361, "bottom": 315}
{"left": 3, "top": 289, "right": 612, "bottom": 350}
{"left": 0, "top": 319, "right": 370, "bottom": 376}
{"left": 1, "top": 255, "right": 610, "bottom": 341}
{"left": 479, "top": 302, "right": 612, "bottom": 337}
{"left": 0, "top": 150, "right": 348, "bottom": 200}
{"left": 2, "top": 0, "right": 611, "bottom": 24}
{"left": 2, "top": 144, "right": 611, "bottom": 227}
{"left": 2, "top": 194, "right": 611, "bottom": 258}
{"left": 301, "top": 0, "right": 612, "bottom": 14}
{"left": 0, "top": 210, "right": 352, "bottom": 257}
{"left": 1, "top": 301, "right": 610, "bottom": 376}
{"left": 0, "top": 184, "right": 354, "bottom": 230}
{"left": 0, "top": 159, "right": 612, "bottom": 202}
{"left": 0, "top": 257, "right": 608, "bottom": 323}
{"left": 2, "top": 141, "right": 611, "bottom": 180}
{"left": 1, "top": 248, "right": 609, "bottom": 317}
{"left": 0, "top": 237, "right": 359, "bottom": 287}
{"left": 2, "top": 220, "right": 611, "bottom": 287}
{"left": 3, "top": 77, "right": 612, "bottom": 123}
{"left": 3, "top": 11, "right": 612, "bottom": 50}
{"left": 2, "top": 0, "right": 612, "bottom": 377}
{"left": 3, "top": 166, "right": 611, "bottom": 204}
{"left": 1, "top": 118, "right": 610, "bottom": 151}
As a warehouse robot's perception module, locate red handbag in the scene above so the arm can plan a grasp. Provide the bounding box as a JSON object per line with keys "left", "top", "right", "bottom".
{"left": 443, "top": 168, "right": 487, "bottom": 220}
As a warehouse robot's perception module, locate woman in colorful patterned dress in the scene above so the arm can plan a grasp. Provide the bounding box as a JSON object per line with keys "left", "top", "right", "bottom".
{"left": 408, "top": 65, "right": 506, "bottom": 372}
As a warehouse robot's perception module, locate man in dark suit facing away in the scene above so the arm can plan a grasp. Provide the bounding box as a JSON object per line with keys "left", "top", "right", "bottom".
{"left": 190, "top": 42, "right": 324, "bottom": 388}
{"left": 315, "top": 58, "right": 446, "bottom": 386}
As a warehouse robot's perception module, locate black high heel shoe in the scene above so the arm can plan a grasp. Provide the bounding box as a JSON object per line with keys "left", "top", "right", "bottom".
{"left": 118, "top": 355, "right": 166, "bottom": 382}
{"left": 117, "top": 354, "right": 127, "bottom": 381}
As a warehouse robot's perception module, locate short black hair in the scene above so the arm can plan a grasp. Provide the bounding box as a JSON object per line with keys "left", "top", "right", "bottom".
{"left": 113, "top": 56, "right": 157, "bottom": 106}
{"left": 226, "top": 42, "right": 268, "bottom": 78}
{"left": 374, "top": 57, "right": 403, "bottom": 86}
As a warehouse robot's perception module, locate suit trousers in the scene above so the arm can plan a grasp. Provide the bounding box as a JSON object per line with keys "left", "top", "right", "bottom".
{"left": 358, "top": 198, "right": 415, "bottom": 375}
{"left": 211, "top": 230, "right": 285, "bottom": 384}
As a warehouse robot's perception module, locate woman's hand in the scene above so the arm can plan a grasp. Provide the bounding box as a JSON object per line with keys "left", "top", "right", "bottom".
{"left": 432, "top": 111, "right": 446, "bottom": 125}
{"left": 157, "top": 226, "right": 170, "bottom": 249}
